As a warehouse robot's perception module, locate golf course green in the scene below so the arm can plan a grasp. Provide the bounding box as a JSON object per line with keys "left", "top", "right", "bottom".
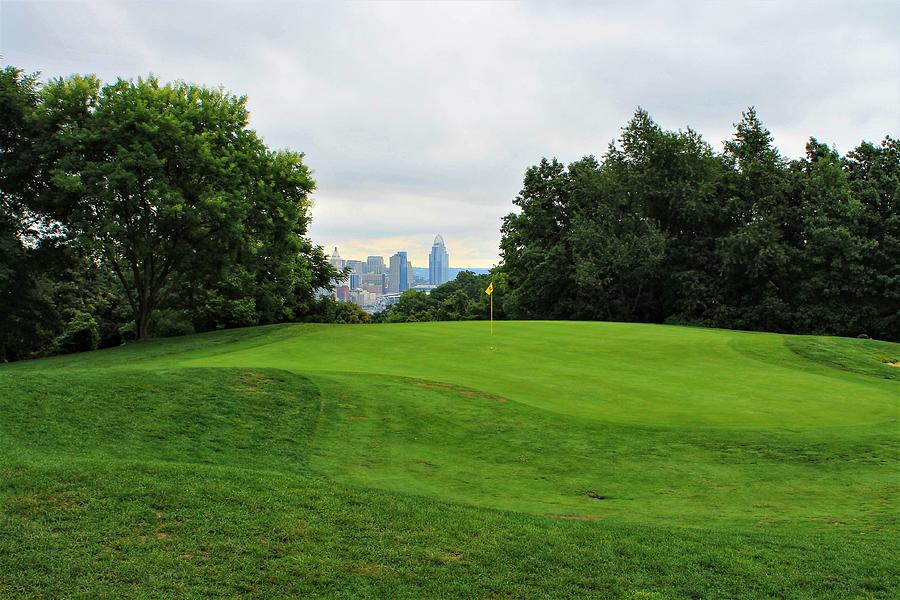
{"left": 2, "top": 321, "right": 898, "bottom": 598}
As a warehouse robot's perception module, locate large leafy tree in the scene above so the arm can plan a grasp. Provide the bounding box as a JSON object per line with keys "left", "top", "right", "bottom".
{"left": 791, "top": 139, "right": 874, "bottom": 335}
{"left": 497, "top": 107, "right": 897, "bottom": 341}
{"left": 499, "top": 158, "right": 578, "bottom": 319}
{"left": 715, "top": 108, "right": 797, "bottom": 330}
{"left": 0, "top": 66, "right": 59, "bottom": 360}
{"left": 34, "top": 76, "right": 333, "bottom": 339}
{"left": 842, "top": 137, "right": 900, "bottom": 339}
{"left": 604, "top": 112, "right": 725, "bottom": 322}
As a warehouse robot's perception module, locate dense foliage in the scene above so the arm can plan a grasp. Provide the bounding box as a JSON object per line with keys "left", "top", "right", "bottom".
{"left": 499, "top": 109, "right": 899, "bottom": 341}
{"left": 0, "top": 66, "right": 339, "bottom": 360}
{"left": 375, "top": 271, "right": 507, "bottom": 322}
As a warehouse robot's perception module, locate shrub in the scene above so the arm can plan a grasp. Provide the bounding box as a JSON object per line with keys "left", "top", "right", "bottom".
{"left": 57, "top": 311, "right": 99, "bottom": 354}
{"left": 149, "top": 309, "right": 196, "bottom": 338}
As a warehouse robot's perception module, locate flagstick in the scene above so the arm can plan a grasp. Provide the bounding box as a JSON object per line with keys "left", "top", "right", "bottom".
{"left": 490, "top": 291, "right": 493, "bottom": 336}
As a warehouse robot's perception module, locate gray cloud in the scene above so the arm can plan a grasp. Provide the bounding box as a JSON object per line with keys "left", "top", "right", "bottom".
{"left": 2, "top": 0, "right": 898, "bottom": 267}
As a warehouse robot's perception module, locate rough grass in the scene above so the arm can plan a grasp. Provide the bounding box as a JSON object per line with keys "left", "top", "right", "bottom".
{"left": 1, "top": 321, "right": 897, "bottom": 598}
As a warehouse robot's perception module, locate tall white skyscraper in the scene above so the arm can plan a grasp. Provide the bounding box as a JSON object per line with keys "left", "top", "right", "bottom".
{"left": 329, "top": 247, "right": 344, "bottom": 270}
{"left": 429, "top": 235, "right": 450, "bottom": 285}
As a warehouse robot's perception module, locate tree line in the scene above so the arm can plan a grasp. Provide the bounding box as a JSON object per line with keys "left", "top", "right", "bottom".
{"left": 496, "top": 109, "right": 898, "bottom": 341}
{"left": 4, "top": 63, "right": 896, "bottom": 357}
{"left": 382, "top": 110, "right": 897, "bottom": 341}
{"left": 1, "top": 66, "right": 341, "bottom": 361}
{"left": 374, "top": 271, "right": 504, "bottom": 323}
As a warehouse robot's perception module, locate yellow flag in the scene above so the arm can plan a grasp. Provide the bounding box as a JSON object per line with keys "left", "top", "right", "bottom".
{"left": 485, "top": 282, "right": 494, "bottom": 295}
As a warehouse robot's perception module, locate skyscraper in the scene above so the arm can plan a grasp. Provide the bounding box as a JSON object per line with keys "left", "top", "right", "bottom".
{"left": 329, "top": 247, "right": 344, "bottom": 270}
{"left": 366, "top": 255, "right": 385, "bottom": 275}
{"left": 389, "top": 251, "right": 409, "bottom": 293}
{"left": 428, "top": 235, "right": 450, "bottom": 286}
{"left": 345, "top": 260, "right": 365, "bottom": 290}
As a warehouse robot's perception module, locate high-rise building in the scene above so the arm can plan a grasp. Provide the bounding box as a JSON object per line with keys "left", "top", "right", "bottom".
{"left": 346, "top": 260, "right": 365, "bottom": 273}
{"left": 345, "top": 260, "right": 365, "bottom": 289}
{"left": 329, "top": 247, "right": 344, "bottom": 270}
{"left": 366, "top": 256, "right": 385, "bottom": 275}
{"left": 429, "top": 235, "right": 450, "bottom": 285}
{"left": 388, "top": 251, "right": 409, "bottom": 293}
{"left": 362, "top": 272, "right": 386, "bottom": 294}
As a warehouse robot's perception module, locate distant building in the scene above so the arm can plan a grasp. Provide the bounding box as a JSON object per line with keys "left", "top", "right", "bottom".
{"left": 329, "top": 247, "right": 344, "bottom": 270}
{"left": 376, "top": 292, "right": 404, "bottom": 311}
{"left": 429, "top": 235, "right": 450, "bottom": 286}
{"left": 350, "top": 288, "right": 378, "bottom": 310}
{"left": 407, "top": 259, "right": 414, "bottom": 289}
{"left": 346, "top": 259, "right": 365, "bottom": 274}
{"left": 345, "top": 260, "right": 365, "bottom": 289}
{"left": 335, "top": 284, "right": 351, "bottom": 302}
{"left": 389, "top": 251, "right": 410, "bottom": 293}
{"left": 366, "top": 255, "right": 385, "bottom": 275}
{"left": 361, "top": 272, "right": 386, "bottom": 294}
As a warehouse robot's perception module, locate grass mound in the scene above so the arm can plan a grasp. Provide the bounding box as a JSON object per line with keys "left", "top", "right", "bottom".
{"left": 1, "top": 322, "right": 897, "bottom": 598}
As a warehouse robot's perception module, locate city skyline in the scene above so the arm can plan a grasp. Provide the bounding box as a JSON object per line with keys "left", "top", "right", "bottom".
{"left": 325, "top": 235, "right": 489, "bottom": 271}
{"left": 323, "top": 237, "right": 489, "bottom": 270}
{"left": 327, "top": 234, "right": 492, "bottom": 312}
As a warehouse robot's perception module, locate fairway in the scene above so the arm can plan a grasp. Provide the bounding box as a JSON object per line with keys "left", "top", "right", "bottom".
{"left": 2, "top": 322, "right": 898, "bottom": 598}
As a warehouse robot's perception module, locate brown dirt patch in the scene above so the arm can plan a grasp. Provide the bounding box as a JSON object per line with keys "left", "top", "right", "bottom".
{"left": 156, "top": 531, "right": 169, "bottom": 539}
{"left": 550, "top": 514, "right": 599, "bottom": 521}
{"left": 238, "top": 371, "right": 271, "bottom": 392}
{"left": 408, "top": 380, "right": 507, "bottom": 403}
{"left": 13, "top": 490, "right": 89, "bottom": 512}
{"left": 351, "top": 563, "right": 385, "bottom": 576}
{"left": 346, "top": 415, "right": 369, "bottom": 420}
{"left": 888, "top": 361, "right": 900, "bottom": 368}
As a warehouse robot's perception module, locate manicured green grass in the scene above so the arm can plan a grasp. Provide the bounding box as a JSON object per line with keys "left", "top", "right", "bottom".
{"left": 1, "top": 322, "right": 897, "bottom": 598}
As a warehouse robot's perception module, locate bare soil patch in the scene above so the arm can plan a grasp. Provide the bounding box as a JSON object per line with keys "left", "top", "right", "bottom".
{"left": 408, "top": 379, "right": 507, "bottom": 403}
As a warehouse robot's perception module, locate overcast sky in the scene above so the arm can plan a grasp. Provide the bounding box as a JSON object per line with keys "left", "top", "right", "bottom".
{"left": 2, "top": 1, "right": 898, "bottom": 267}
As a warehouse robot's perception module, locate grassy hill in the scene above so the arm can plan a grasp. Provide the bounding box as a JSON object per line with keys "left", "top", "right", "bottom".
{"left": 1, "top": 322, "right": 898, "bottom": 598}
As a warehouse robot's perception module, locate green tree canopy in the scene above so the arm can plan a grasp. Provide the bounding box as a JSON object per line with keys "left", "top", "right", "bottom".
{"left": 497, "top": 108, "right": 899, "bottom": 341}
{"left": 30, "top": 75, "right": 335, "bottom": 339}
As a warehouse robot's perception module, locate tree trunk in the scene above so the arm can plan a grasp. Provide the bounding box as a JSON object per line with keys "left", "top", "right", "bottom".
{"left": 135, "top": 305, "right": 153, "bottom": 341}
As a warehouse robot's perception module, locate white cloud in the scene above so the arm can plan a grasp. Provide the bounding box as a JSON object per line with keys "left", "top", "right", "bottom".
{"left": 2, "top": 0, "right": 898, "bottom": 266}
